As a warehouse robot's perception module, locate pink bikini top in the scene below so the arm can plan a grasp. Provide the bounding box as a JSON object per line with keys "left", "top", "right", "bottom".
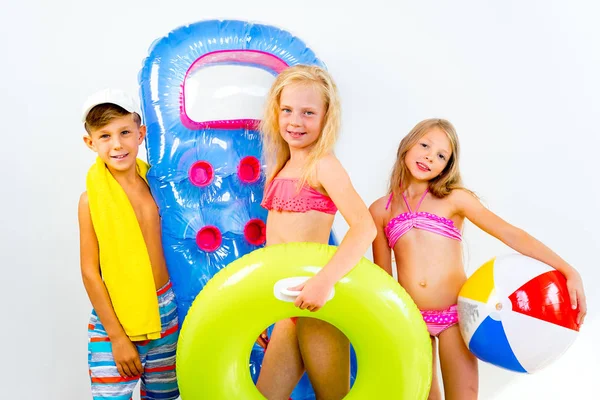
{"left": 384, "top": 188, "right": 462, "bottom": 248}
{"left": 261, "top": 177, "right": 338, "bottom": 215}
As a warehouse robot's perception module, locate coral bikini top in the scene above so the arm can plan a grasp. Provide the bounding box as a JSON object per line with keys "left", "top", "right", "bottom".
{"left": 261, "top": 178, "right": 337, "bottom": 215}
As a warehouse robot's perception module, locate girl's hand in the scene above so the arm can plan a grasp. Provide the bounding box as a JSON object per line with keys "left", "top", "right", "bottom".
{"left": 565, "top": 270, "right": 587, "bottom": 326}
{"left": 256, "top": 329, "right": 269, "bottom": 349}
{"left": 289, "top": 276, "right": 334, "bottom": 312}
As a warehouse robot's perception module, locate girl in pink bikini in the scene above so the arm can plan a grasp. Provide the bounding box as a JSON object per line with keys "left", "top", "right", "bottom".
{"left": 369, "top": 118, "right": 587, "bottom": 400}
{"left": 256, "top": 65, "right": 376, "bottom": 400}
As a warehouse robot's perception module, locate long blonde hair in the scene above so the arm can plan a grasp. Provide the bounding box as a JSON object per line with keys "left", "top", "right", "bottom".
{"left": 389, "top": 118, "right": 469, "bottom": 199}
{"left": 260, "top": 65, "right": 341, "bottom": 188}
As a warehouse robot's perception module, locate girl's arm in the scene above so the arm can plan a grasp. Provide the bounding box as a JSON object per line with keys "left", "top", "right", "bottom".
{"left": 369, "top": 197, "right": 393, "bottom": 276}
{"left": 292, "top": 154, "right": 377, "bottom": 311}
{"left": 452, "top": 189, "right": 587, "bottom": 325}
{"left": 78, "top": 192, "right": 144, "bottom": 376}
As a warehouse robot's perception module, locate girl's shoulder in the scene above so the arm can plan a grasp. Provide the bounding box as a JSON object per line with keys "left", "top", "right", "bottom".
{"left": 368, "top": 194, "right": 392, "bottom": 220}
{"left": 315, "top": 152, "right": 340, "bottom": 168}
{"left": 369, "top": 194, "right": 390, "bottom": 208}
{"left": 445, "top": 187, "right": 480, "bottom": 213}
{"left": 314, "top": 153, "right": 346, "bottom": 182}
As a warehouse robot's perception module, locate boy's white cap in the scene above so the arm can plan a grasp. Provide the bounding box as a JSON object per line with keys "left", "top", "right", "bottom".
{"left": 81, "top": 88, "right": 142, "bottom": 123}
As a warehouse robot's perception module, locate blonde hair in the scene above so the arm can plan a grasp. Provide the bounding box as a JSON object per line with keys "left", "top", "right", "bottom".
{"left": 260, "top": 64, "right": 341, "bottom": 188}
{"left": 389, "top": 118, "right": 470, "bottom": 199}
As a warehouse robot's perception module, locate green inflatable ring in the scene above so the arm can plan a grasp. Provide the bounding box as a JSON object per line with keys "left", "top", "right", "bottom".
{"left": 177, "top": 242, "right": 432, "bottom": 399}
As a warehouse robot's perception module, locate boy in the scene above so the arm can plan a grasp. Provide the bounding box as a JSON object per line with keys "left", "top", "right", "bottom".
{"left": 78, "top": 88, "right": 179, "bottom": 399}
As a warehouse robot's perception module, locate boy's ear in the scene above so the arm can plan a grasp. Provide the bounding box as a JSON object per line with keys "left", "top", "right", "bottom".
{"left": 138, "top": 125, "right": 147, "bottom": 144}
{"left": 83, "top": 134, "right": 96, "bottom": 152}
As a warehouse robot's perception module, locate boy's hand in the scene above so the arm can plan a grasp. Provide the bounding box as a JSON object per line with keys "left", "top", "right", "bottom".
{"left": 565, "top": 270, "right": 587, "bottom": 326}
{"left": 112, "top": 336, "right": 143, "bottom": 377}
{"left": 291, "top": 276, "right": 334, "bottom": 312}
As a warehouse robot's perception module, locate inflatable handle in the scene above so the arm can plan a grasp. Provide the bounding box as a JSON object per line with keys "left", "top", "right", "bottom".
{"left": 273, "top": 276, "right": 335, "bottom": 303}
{"left": 280, "top": 288, "right": 302, "bottom": 297}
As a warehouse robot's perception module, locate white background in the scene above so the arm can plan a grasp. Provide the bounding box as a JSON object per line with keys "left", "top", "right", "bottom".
{"left": 1, "top": 1, "right": 598, "bottom": 399}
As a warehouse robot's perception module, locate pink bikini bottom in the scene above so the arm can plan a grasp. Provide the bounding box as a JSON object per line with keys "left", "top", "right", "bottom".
{"left": 420, "top": 304, "right": 459, "bottom": 337}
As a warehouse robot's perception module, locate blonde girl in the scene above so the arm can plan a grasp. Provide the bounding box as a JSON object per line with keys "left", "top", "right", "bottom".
{"left": 370, "top": 118, "right": 586, "bottom": 399}
{"left": 255, "top": 65, "right": 376, "bottom": 400}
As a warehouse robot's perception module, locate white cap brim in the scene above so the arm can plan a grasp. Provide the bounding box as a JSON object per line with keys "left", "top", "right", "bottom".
{"left": 82, "top": 88, "right": 142, "bottom": 123}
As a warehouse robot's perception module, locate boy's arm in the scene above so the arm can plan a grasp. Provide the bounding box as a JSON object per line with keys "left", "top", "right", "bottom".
{"left": 78, "top": 192, "right": 143, "bottom": 377}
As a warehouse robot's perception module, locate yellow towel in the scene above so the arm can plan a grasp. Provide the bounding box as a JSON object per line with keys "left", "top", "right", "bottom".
{"left": 86, "top": 157, "right": 161, "bottom": 341}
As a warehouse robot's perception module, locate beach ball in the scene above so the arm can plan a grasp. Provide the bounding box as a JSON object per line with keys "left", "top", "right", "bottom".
{"left": 457, "top": 254, "right": 579, "bottom": 373}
